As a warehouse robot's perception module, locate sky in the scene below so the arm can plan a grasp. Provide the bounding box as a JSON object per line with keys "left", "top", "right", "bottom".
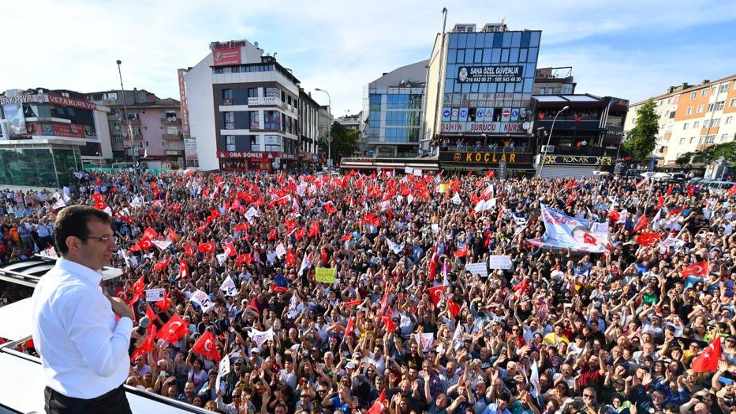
{"left": 1, "top": 0, "right": 735, "bottom": 115}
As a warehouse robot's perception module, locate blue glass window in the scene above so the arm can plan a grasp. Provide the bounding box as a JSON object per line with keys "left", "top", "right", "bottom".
{"left": 447, "top": 49, "right": 456, "bottom": 64}
{"left": 509, "top": 48, "right": 519, "bottom": 63}
{"left": 457, "top": 33, "right": 467, "bottom": 48}
{"left": 528, "top": 48, "right": 538, "bottom": 63}
{"left": 530, "top": 31, "right": 540, "bottom": 47}
{"left": 466, "top": 33, "right": 476, "bottom": 49}
{"left": 493, "top": 33, "right": 502, "bottom": 48}
{"left": 456, "top": 49, "right": 465, "bottom": 63}
{"left": 491, "top": 49, "right": 501, "bottom": 63}
{"left": 521, "top": 31, "right": 531, "bottom": 47}
{"left": 474, "top": 49, "right": 483, "bottom": 63}
{"left": 511, "top": 32, "right": 521, "bottom": 47}
{"left": 501, "top": 49, "right": 509, "bottom": 62}
{"left": 519, "top": 48, "right": 528, "bottom": 62}
{"left": 448, "top": 34, "right": 458, "bottom": 48}
{"left": 502, "top": 32, "right": 512, "bottom": 47}
{"left": 445, "top": 79, "right": 455, "bottom": 92}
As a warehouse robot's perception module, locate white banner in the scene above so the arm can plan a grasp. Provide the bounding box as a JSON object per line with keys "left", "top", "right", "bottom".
{"left": 215, "top": 354, "right": 230, "bottom": 391}
{"left": 474, "top": 198, "right": 496, "bottom": 212}
{"left": 464, "top": 262, "right": 488, "bottom": 277}
{"left": 488, "top": 255, "right": 513, "bottom": 270}
{"left": 404, "top": 167, "right": 413, "bottom": 174}
{"left": 190, "top": 289, "right": 214, "bottom": 313}
{"left": 152, "top": 240, "right": 172, "bottom": 250}
{"left": 248, "top": 327, "right": 275, "bottom": 347}
{"left": 452, "top": 193, "right": 462, "bottom": 205}
{"left": 386, "top": 238, "right": 404, "bottom": 255}
{"left": 245, "top": 206, "right": 259, "bottom": 224}
{"left": 216, "top": 253, "right": 228, "bottom": 266}
{"left": 413, "top": 332, "right": 434, "bottom": 353}
{"left": 413, "top": 169, "right": 422, "bottom": 177}
{"left": 145, "top": 288, "right": 165, "bottom": 302}
{"left": 275, "top": 243, "right": 286, "bottom": 259}
{"left": 220, "top": 276, "right": 237, "bottom": 296}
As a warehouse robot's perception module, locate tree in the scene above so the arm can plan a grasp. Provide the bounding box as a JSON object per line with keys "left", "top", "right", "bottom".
{"left": 623, "top": 100, "right": 659, "bottom": 162}
{"left": 320, "top": 122, "right": 359, "bottom": 164}
{"left": 677, "top": 141, "right": 736, "bottom": 166}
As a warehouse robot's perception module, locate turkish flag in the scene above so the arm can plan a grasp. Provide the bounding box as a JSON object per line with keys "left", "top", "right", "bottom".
{"left": 268, "top": 228, "right": 278, "bottom": 241}
{"left": 128, "top": 275, "right": 146, "bottom": 303}
{"left": 324, "top": 202, "right": 337, "bottom": 215}
{"left": 427, "top": 285, "right": 447, "bottom": 305}
{"left": 286, "top": 250, "right": 296, "bottom": 268}
{"left": 657, "top": 195, "right": 665, "bottom": 210}
{"left": 362, "top": 213, "right": 380, "bottom": 227}
{"left": 728, "top": 184, "right": 736, "bottom": 197}
{"left": 447, "top": 299, "right": 461, "bottom": 318}
{"left": 143, "top": 227, "right": 159, "bottom": 241}
{"left": 192, "top": 330, "right": 221, "bottom": 361}
{"left": 308, "top": 221, "right": 320, "bottom": 239}
{"left": 179, "top": 261, "right": 189, "bottom": 279}
{"left": 342, "top": 299, "right": 362, "bottom": 309}
{"left": 295, "top": 228, "right": 306, "bottom": 241}
{"left": 131, "top": 324, "right": 157, "bottom": 362}
{"left": 145, "top": 304, "right": 159, "bottom": 322}
{"left": 453, "top": 245, "right": 468, "bottom": 258}
{"left": 234, "top": 223, "right": 249, "bottom": 233}
{"left": 155, "top": 290, "right": 172, "bottom": 312}
{"left": 153, "top": 258, "right": 170, "bottom": 273}
{"left": 224, "top": 241, "right": 237, "bottom": 257}
{"left": 634, "top": 215, "right": 649, "bottom": 232}
{"left": 691, "top": 336, "right": 721, "bottom": 373}
{"left": 345, "top": 317, "right": 355, "bottom": 337}
{"left": 687, "top": 185, "right": 695, "bottom": 196}
{"left": 367, "top": 391, "right": 388, "bottom": 414}
{"left": 635, "top": 231, "right": 661, "bottom": 247}
{"left": 666, "top": 184, "right": 674, "bottom": 196}
{"left": 341, "top": 233, "right": 352, "bottom": 242}
{"left": 183, "top": 242, "right": 195, "bottom": 257}
{"left": 198, "top": 241, "right": 215, "bottom": 255}
{"left": 382, "top": 315, "right": 397, "bottom": 333}
{"left": 681, "top": 261, "right": 709, "bottom": 278}
{"left": 236, "top": 253, "right": 252, "bottom": 266}
{"left": 91, "top": 192, "right": 104, "bottom": 204}
{"left": 157, "top": 314, "right": 189, "bottom": 343}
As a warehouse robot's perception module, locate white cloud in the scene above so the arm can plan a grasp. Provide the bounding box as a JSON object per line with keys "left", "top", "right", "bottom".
{"left": 1, "top": 0, "right": 734, "bottom": 115}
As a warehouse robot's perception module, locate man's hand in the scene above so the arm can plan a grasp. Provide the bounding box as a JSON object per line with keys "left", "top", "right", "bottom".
{"left": 109, "top": 296, "right": 134, "bottom": 320}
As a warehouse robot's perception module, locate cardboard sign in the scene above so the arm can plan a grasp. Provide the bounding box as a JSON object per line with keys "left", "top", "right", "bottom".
{"left": 488, "top": 255, "right": 513, "bottom": 270}
{"left": 145, "top": 288, "right": 165, "bottom": 302}
{"left": 315, "top": 267, "right": 336, "bottom": 284}
{"left": 464, "top": 262, "right": 488, "bottom": 277}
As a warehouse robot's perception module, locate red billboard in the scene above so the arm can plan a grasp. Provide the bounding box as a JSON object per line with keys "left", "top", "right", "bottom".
{"left": 212, "top": 46, "right": 241, "bottom": 66}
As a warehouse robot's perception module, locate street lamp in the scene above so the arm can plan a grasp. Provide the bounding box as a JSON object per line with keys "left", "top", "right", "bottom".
{"left": 116, "top": 59, "right": 136, "bottom": 164}
{"left": 314, "top": 88, "right": 332, "bottom": 167}
{"left": 538, "top": 105, "right": 569, "bottom": 177}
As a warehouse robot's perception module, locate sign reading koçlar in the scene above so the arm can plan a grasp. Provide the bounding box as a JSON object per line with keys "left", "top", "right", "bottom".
{"left": 457, "top": 65, "right": 524, "bottom": 83}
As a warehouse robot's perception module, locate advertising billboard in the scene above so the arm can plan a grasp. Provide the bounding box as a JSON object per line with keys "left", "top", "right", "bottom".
{"left": 212, "top": 46, "right": 242, "bottom": 66}
{"left": 457, "top": 65, "right": 524, "bottom": 83}
{"left": 1, "top": 103, "right": 27, "bottom": 138}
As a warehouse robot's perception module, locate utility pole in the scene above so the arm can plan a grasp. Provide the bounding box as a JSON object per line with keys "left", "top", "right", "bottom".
{"left": 116, "top": 59, "right": 136, "bottom": 165}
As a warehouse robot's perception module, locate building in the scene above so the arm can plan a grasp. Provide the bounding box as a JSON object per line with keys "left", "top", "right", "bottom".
{"left": 361, "top": 60, "right": 427, "bottom": 158}
{"left": 423, "top": 22, "right": 542, "bottom": 173}
{"left": 531, "top": 94, "right": 628, "bottom": 177}
{"left": 533, "top": 67, "right": 576, "bottom": 95}
{"left": 0, "top": 88, "right": 112, "bottom": 187}
{"left": 86, "top": 89, "right": 184, "bottom": 168}
{"left": 336, "top": 112, "right": 362, "bottom": 131}
{"left": 624, "top": 74, "right": 736, "bottom": 166}
{"left": 317, "top": 106, "right": 333, "bottom": 163}
{"left": 182, "top": 39, "right": 302, "bottom": 171}
{"left": 297, "top": 89, "right": 321, "bottom": 167}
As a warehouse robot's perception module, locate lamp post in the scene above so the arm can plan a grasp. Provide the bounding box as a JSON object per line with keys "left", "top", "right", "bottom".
{"left": 116, "top": 59, "right": 136, "bottom": 164}
{"left": 314, "top": 88, "right": 332, "bottom": 167}
{"left": 538, "top": 105, "right": 569, "bottom": 177}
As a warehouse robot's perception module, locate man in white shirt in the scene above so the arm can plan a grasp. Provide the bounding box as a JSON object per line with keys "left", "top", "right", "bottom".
{"left": 31, "top": 205, "right": 135, "bottom": 414}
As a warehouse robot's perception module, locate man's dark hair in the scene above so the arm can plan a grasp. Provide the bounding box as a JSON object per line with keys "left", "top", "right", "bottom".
{"left": 54, "top": 205, "right": 112, "bottom": 255}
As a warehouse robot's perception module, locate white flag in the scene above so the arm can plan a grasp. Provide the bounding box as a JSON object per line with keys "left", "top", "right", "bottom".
{"left": 530, "top": 360, "right": 540, "bottom": 398}
{"left": 248, "top": 327, "right": 275, "bottom": 347}
{"left": 297, "top": 254, "right": 311, "bottom": 277}
{"left": 216, "top": 252, "right": 228, "bottom": 266}
{"left": 215, "top": 356, "right": 230, "bottom": 391}
{"left": 245, "top": 206, "right": 259, "bottom": 224}
{"left": 220, "top": 276, "right": 238, "bottom": 296}
{"left": 190, "top": 289, "right": 215, "bottom": 313}
{"left": 386, "top": 238, "right": 404, "bottom": 255}
{"left": 407, "top": 195, "right": 414, "bottom": 205}
{"left": 52, "top": 193, "right": 66, "bottom": 210}
{"left": 152, "top": 240, "right": 172, "bottom": 250}
{"left": 452, "top": 193, "right": 462, "bottom": 205}
{"left": 414, "top": 332, "right": 434, "bottom": 353}
{"left": 452, "top": 324, "right": 464, "bottom": 349}
{"left": 275, "top": 243, "right": 287, "bottom": 259}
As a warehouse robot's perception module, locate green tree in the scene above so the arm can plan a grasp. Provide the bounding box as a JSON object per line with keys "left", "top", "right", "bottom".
{"left": 320, "top": 122, "right": 359, "bottom": 163}
{"left": 677, "top": 141, "right": 736, "bottom": 166}
{"left": 623, "top": 100, "right": 659, "bottom": 161}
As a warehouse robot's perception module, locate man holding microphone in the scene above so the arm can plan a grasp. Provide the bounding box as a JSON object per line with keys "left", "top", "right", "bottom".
{"left": 31, "top": 206, "right": 134, "bottom": 414}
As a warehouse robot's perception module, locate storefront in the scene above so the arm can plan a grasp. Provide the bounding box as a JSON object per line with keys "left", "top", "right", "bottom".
{"left": 438, "top": 149, "right": 535, "bottom": 176}
{"left": 217, "top": 150, "right": 297, "bottom": 171}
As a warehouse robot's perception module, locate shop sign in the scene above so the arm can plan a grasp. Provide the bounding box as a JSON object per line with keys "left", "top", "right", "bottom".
{"left": 541, "top": 154, "right": 613, "bottom": 166}
{"left": 457, "top": 65, "right": 524, "bottom": 83}
{"left": 440, "top": 151, "right": 533, "bottom": 166}
{"left": 440, "top": 122, "right": 527, "bottom": 134}
{"left": 212, "top": 46, "right": 241, "bottom": 66}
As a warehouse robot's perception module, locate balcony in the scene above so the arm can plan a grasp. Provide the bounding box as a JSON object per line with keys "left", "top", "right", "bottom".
{"left": 163, "top": 141, "right": 184, "bottom": 151}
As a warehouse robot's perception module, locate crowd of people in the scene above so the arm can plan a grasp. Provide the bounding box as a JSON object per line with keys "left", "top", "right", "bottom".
{"left": 2, "top": 169, "right": 736, "bottom": 414}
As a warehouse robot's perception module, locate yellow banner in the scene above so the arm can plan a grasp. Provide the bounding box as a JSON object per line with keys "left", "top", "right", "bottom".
{"left": 315, "top": 267, "right": 337, "bottom": 284}
{"left": 438, "top": 183, "right": 449, "bottom": 193}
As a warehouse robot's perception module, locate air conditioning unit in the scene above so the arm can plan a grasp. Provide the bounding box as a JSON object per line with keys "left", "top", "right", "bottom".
{"left": 541, "top": 145, "right": 555, "bottom": 153}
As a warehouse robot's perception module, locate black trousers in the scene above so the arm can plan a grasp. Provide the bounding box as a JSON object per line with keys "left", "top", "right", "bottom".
{"left": 44, "top": 385, "right": 132, "bottom": 414}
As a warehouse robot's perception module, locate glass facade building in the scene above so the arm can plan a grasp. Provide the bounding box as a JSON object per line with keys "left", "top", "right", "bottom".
{"left": 436, "top": 29, "right": 542, "bottom": 137}
{"left": 0, "top": 146, "right": 82, "bottom": 187}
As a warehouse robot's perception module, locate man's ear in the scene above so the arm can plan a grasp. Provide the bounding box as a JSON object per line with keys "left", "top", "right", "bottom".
{"left": 65, "top": 235, "right": 82, "bottom": 253}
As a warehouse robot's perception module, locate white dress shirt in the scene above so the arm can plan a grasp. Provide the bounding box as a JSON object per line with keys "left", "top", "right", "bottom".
{"left": 31, "top": 257, "right": 133, "bottom": 399}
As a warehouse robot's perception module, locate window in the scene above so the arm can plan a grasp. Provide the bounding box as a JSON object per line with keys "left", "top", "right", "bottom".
{"left": 265, "top": 88, "right": 280, "bottom": 98}
{"left": 690, "top": 91, "right": 696, "bottom": 100}
{"left": 693, "top": 121, "right": 700, "bottom": 128}
{"left": 264, "top": 111, "right": 280, "bottom": 130}
{"left": 225, "top": 136, "right": 236, "bottom": 151}
{"left": 705, "top": 135, "right": 716, "bottom": 144}
{"left": 689, "top": 137, "right": 696, "bottom": 144}
{"left": 707, "top": 103, "right": 714, "bottom": 112}
{"left": 718, "top": 83, "right": 729, "bottom": 93}
{"left": 732, "top": 98, "right": 736, "bottom": 108}
{"left": 715, "top": 101, "right": 725, "bottom": 111}
{"left": 726, "top": 116, "right": 733, "bottom": 125}
{"left": 697, "top": 104, "right": 703, "bottom": 113}
{"left": 687, "top": 106, "right": 692, "bottom": 115}
{"left": 701, "top": 89, "right": 707, "bottom": 96}
{"left": 222, "top": 89, "right": 233, "bottom": 104}
{"left": 669, "top": 111, "right": 675, "bottom": 118}
{"left": 683, "top": 122, "right": 688, "bottom": 130}
{"left": 223, "top": 112, "right": 235, "bottom": 129}
{"left": 248, "top": 88, "right": 258, "bottom": 98}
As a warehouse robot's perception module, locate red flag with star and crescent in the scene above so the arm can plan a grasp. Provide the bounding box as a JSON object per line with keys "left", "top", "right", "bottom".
{"left": 157, "top": 314, "right": 189, "bottom": 343}
{"left": 131, "top": 324, "right": 157, "bottom": 362}
{"left": 691, "top": 336, "right": 721, "bottom": 373}
{"left": 192, "top": 330, "right": 221, "bottom": 361}
{"left": 681, "top": 261, "right": 709, "bottom": 278}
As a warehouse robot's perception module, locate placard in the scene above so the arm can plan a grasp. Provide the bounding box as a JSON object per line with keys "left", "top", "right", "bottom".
{"left": 464, "top": 262, "right": 488, "bottom": 277}
{"left": 145, "top": 288, "right": 165, "bottom": 302}
{"left": 488, "top": 255, "right": 513, "bottom": 270}
{"left": 315, "top": 267, "right": 336, "bottom": 284}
